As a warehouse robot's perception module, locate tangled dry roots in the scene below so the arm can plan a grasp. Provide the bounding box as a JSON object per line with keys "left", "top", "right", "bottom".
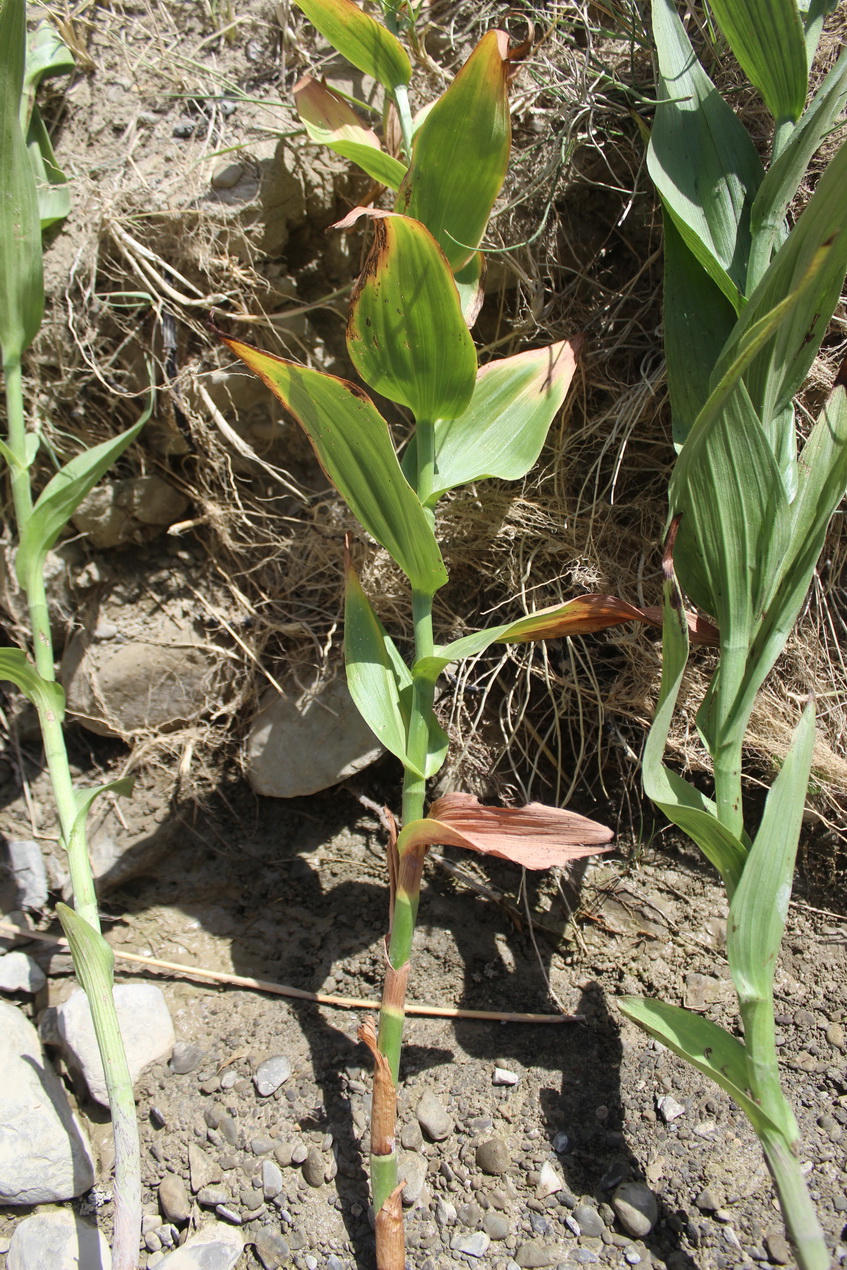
{"left": 16, "top": 0, "right": 847, "bottom": 872}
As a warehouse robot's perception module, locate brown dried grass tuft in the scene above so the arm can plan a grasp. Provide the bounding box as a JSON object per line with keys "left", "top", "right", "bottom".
{"left": 14, "top": 0, "right": 847, "bottom": 863}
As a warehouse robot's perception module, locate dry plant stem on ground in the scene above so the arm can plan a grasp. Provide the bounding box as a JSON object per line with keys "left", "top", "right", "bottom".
{"left": 222, "top": 3, "right": 726, "bottom": 1263}
{"left": 620, "top": 3, "right": 847, "bottom": 1268}
{"left": 0, "top": 3, "right": 149, "bottom": 1266}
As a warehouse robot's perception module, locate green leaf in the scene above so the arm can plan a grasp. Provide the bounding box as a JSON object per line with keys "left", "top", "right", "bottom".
{"left": 395, "top": 31, "right": 511, "bottom": 271}
{"left": 344, "top": 560, "right": 418, "bottom": 774}
{"left": 669, "top": 380, "right": 789, "bottom": 643}
{"left": 714, "top": 137, "right": 847, "bottom": 425}
{"left": 708, "top": 0, "right": 807, "bottom": 123}
{"left": 222, "top": 335, "right": 447, "bottom": 593}
{"left": 56, "top": 902, "right": 115, "bottom": 993}
{"left": 21, "top": 21, "right": 74, "bottom": 130}
{"left": 0, "top": 0, "right": 44, "bottom": 358}
{"left": 728, "top": 698, "right": 815, "bottom": 1006}
{"left": 648, "top": 0, "right": 763, "bottom": 310}
{"left": 453, "top": 250, "right": 486, "bottom": 327}
{"left": 642, "top": 544, "right": 747, "bottom": 895}
{"left": 22, "top": 24, "right": 74, "bottom": 230}
{"left": 16, "top": 405, "right": 152, "bottom": 595}
{"left": 799, "top": 0, "right": 839, "bottom": 68}
{"left": 662, "top": 211, "right": 738, "bottom": 447}
{"left": 0, "top": 646, "right": 65, "bottom": 718}
{"left": 294, "top": 0, "right": 411, "bottom": 89}
{"left": 294, "top": 76, "right": 407, "bottom": 191}
{"left": 748, "top": 47, "right": 847, "bottom": 288}
{"left": 27, "top": 106, "right": 70, "bottom": 230}
{"left": 725, "top": 379, "right": 847, "bottom": 756}
{"left": 617, "top": 996, "right": 783, "bottom": 1138}
{"left": 344, "top": 210, "right": 477, "bottom": 422}
{"left": 424, "top": 339, "right": 581, "bottom": 501}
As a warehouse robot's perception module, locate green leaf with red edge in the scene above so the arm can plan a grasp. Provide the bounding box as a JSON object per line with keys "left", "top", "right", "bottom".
{"left": 396, "top": 792, "right": 613, "bottom": 869}
{"left": 294, "top": 76, "right": 407, "bottom": 191}
{"left": 294, "top": 0, "right": 411, "bottom": 90}
{"left": 427, "top": 339, "right": 581, "bottom": 501}
{"left": 220, "top": 334, "right": 447, "bottom": 593}
{"left": 341, "top": 209, "right": 477, "bottom": 423}
{"left": 395, "top": 30, "right": 511, "bottom": 271}
{"left": 413, "top": 592, "right": 718, "bottom": 684}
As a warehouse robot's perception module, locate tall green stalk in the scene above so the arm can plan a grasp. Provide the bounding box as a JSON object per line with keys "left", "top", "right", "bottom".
{"left": 0, "top": 4, "right": 147, "bottom": 1264}
{"left": 621, "top": 4, "right": 847, "bottom": 1265}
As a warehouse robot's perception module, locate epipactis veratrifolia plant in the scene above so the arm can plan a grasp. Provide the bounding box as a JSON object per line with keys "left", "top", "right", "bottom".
{"left": 219, "top": 4, "right": 715, "bottom": 1265}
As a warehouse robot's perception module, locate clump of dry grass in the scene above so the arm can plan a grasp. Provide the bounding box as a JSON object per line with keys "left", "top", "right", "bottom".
{"left": 12, "top": 0, "right": 846, "bottom": 875}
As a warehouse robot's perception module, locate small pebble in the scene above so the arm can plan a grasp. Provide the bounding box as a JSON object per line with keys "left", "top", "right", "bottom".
{"left": 826, "top": 1021, "right": 845, "bottom": 1050}
{"left": 552, "top": 1131, "right": 570, "bottom": 1153}
{"left": 251, "top": 1136, "right": 276, "bottom": 1155}
{"left": 302, "top": 1147, "right": 325, "bottom": 1188}
{"left": 476, "top": 1137, "right": 510, "bottom": 1176}
{"left": 484, "top": 1210, "right": 510, "bottom": 1239}
{"left": 262, "top": 1159, "right": 283, "bottom": 1200}
{"left": 513, "top": 1240, "right": 560, "bottom": 1267}
{"left": 450, "top": 1230, "right": 491, "bottom": 1257}
{"left": 215, "top": 1204, "right": 242, "bottom": 1224}
{"left": 198, "top": 1186, "right": 230, "bottom": 1207}
{"left": 400, "top": 1121, "right": 423, "bottom": 1151}
{"left": 158, "top": 1172, "right": 190, "bottom": 1224}
{"left": 170, "top": 1042, "right": 204, "bottom": 1075}
{"left": 172, "top": 120, "right": 194, "bottom": 139}
{"left": 211, "top": 162, "right": 245, "bottom": 190}
{"left": 435, "top": 1197, "right": 457, "bottom": 1226}
{"left": 399, "top": 1151, "right": 427, "bottom": 1205}
{"left": 254, "top": 1055, "right": 292, "bottom": 1097}
{"left": 656, "top": 1094, "right": 686, "bottom": 1122}
{"left": 573, "top": 1203, "right": 604, "bottom": 1237}
{"left": 254, "top": 1228, "right": 290, "bottom": 1269}
{"left": 612, "top": 1182, "right": 659, "bottom": 1238}
{"left": 493, "top": 1066, "right": 520, "bottom": 1086}
{"left": 416, "top": 1091, "right": 453, "bottom": 1141}
{"left": 764, "top": 1232, "right": 791, "bottom": 1265}
{"left": 536, "top": 1161, "right": 563, "bottom": 1199}
{"left": 0, "top": 951, "right": 46, "bottom": 993}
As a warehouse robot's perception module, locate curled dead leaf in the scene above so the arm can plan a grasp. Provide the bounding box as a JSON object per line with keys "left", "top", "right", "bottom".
{"left": 396, "top": 792, "right": 613, "bottom": 870}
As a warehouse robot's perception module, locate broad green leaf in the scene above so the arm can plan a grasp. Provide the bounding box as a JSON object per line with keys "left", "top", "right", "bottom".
{"left": 425, "top": 340, "right": 581, "bottom": 501}
{"left": 725, "top": 379, "right": 847, "bottom": 750}
{"left": 16, "top": 406, "right": 152, "bottom": 595}
{"left": 21, "top": 22, "right": 74, "bottom": 130}
{"left": 453, "top": 250, "right": 486, "bottom": 328}
{"left": 648, "top": 0, "right": 763, "bottom": 310}
{"left": 0, "top": 0, "right": 44, "bottom": 358}
{"left": 0, "top": 646, "right": 65, "bottom": 718}
{"left": 22, "top": 24, "right": 74, "bottom": 230}
{"left": 748, "top": 47, "right": 847, "bottom": 288}
{"left": 617, "top": 997, "right": 783, "bottom": 1138}
{"left": 662, "top": 212, "right": 737, "bottom": 447}
{"left": 670, "top": 380, "right": 789, "bottom": 644}
{"left": 345, "top": 560, "right": 418, "bottom": 773}
{"left": 728, "top": 698, "right": 814, "bottom": 1006}
{"left": 27, "top": 107, "right": 70, "bottom": 229}
{"left": 68, "top": 776, "right": 135, "bottom": 863}
{"left": 222, "top": 335, "right": 447, "bottom": 593}
{"left": 343, "top": 210, "right": 477, "bottom": 422}
{"left": 294, "top": 76, "right": 407, "bottom": 191}
{"left": 396, "top": 31, "right": 511, "bottom": 271}
{"left": 642, "top": 545, "right": 747, "bottom": 894}
{"left": 294, "top": 0, "right": 411, "bottom": 89}
{"left": 708, "top": 0, "right": 807, "bottom": 123}
{"left": 800, "top": 0, "right": 840, "bottom": 67}
{"left": 714, "top": 139, "right": 847, "bottom": 426}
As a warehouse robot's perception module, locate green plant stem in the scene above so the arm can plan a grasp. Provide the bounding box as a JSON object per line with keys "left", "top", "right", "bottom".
{"left": 3, "top": 361, "right": 141, "bottom": 1268}
{"left": 713, "top": 740, "right": 744, "bottom": 840}
{"left": 739, "top": 997, "right": 829, "bottom": 1269}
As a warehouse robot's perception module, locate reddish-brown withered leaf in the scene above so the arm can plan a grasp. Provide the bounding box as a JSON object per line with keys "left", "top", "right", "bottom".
{"left": 396, "top": 793, "right": 613, "bottom": 870}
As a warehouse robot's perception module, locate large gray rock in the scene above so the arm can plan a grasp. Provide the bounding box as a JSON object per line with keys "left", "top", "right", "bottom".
{"left": 0, "top": 1001, "right": 96, "bottom": 1204}
{"left": 245, "top": 677, "right": 383, "bottom": 797}
{"left": 0, "top": 950, "right": 46, "bottom": 994}
{"left": 61, "top": 616, "right": 221, "bottom": 738}
{"left": 7, "top": 1210, "right": 110, "bottom": 1270}
{"left": 4, "top": 838, "right": 48, "bottom": 910}
{"left": 54, "top": 984, "right": 175, "bottom": 1106}
{"left": 156, "top": 1221, "right": 244, "bottom": 1269}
